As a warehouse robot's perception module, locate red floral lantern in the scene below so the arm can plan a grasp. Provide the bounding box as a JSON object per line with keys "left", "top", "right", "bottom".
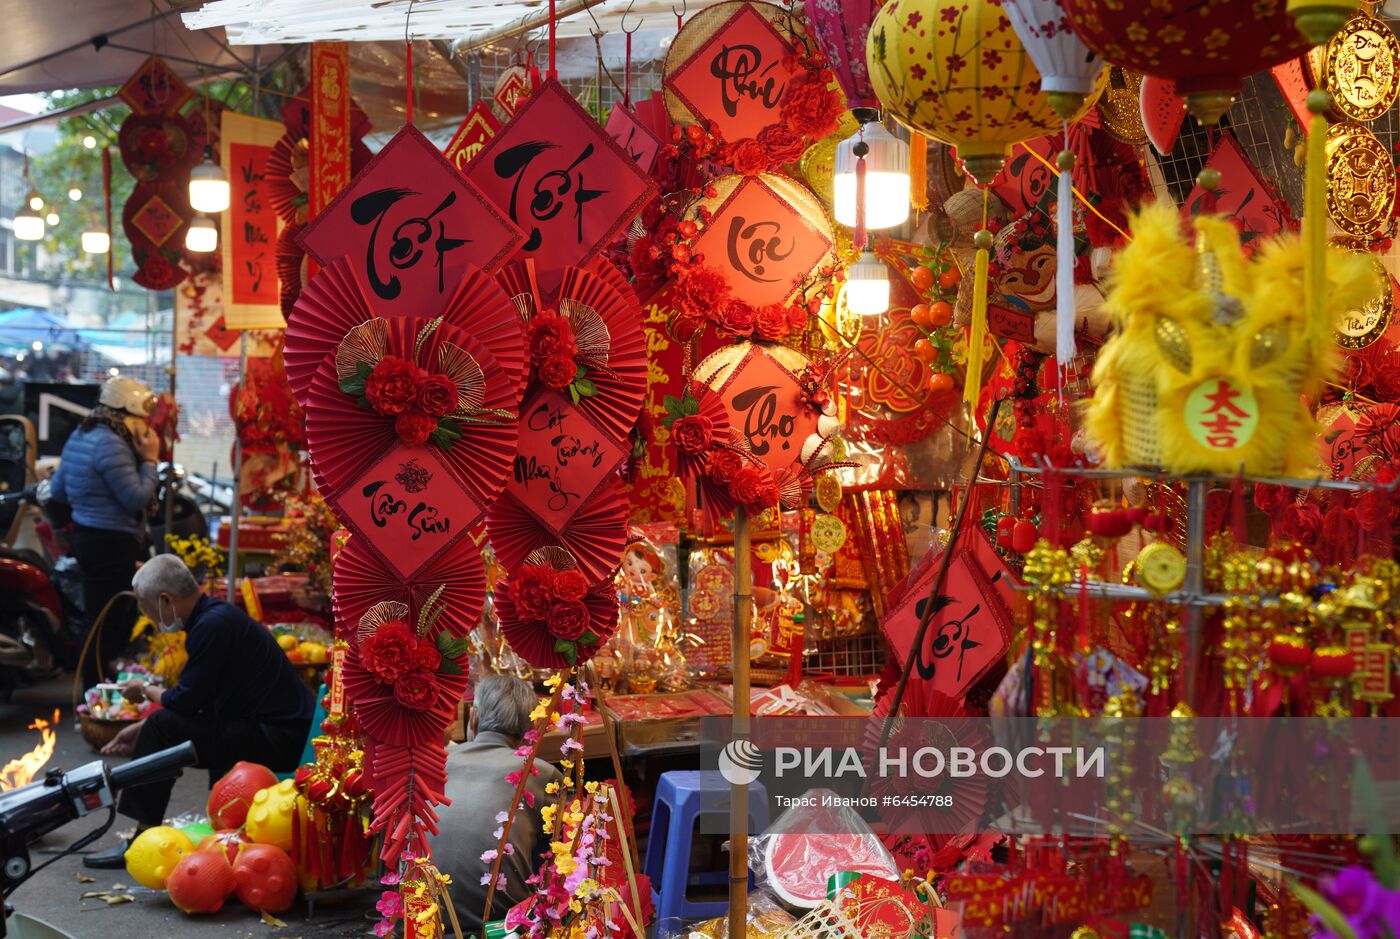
{"left": 807, "top": 0, "right": 882, "bottom": 112}
{"left": 1062, "top": 0, "right": 1311, "bottom": 125}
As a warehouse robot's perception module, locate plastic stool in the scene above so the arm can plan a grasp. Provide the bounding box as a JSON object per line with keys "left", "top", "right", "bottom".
{"left": 643, "top": 770, "right": 769, "bottom": 926}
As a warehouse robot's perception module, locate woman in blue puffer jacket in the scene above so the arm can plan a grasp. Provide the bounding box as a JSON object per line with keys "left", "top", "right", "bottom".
{"left": 50, "top": 377, "right": 161, "bottom": 686}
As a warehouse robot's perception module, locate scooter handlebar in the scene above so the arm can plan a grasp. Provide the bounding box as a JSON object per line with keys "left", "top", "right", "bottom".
{"left": 108, "top": 741, "right": 197, "bottom": 792}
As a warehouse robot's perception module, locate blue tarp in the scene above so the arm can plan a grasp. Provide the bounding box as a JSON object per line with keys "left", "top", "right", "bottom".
{"left": 0, "top": 309, "right": 89, "bottom": 350}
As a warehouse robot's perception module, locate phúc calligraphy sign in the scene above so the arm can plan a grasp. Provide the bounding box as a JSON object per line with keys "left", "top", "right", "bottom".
{"left": 299, "top": 123, "right": 525, "bottom": 319}
{"left": 506, "top": 388, "right": 628, "bottom": 536}
{"left": 1183, "top": 132, "right": 1291, "bottom": 242}
{"left": 333, "top": 446, "right": 479, "bottom": 583}
{"left": 466, "top": 79, "right": 658, "bottom": 276}
{"left": 118, "top": 56, "right": 193, "bottom": 117}
{"left": 220, "top": 111, "right": 286, "bottom": 330}
{"left": 663, "top": 1, "right": 803, "bottom": 142}
{"left": 688, "top": 173, "right": 834, "bottom": 308}
{"left": 310, "top": 44, "right": 353, "bottom": 217}
{"left": 443, "top": 102, "right": 502, "bottom": 173}
{"left": 879, "top": 535, "right": 1013, "bottom": 701}
{"left": 605, "top": 105, "right": 663, "bottom": 174}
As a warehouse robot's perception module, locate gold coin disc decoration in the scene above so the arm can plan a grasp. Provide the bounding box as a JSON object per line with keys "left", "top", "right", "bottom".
{"left": 1333, "top": 250, "right": 1394, "bottom": 349}
{"left": 1135, "top": 542, "right": 1187, "bottom": 597}
{"left": 1096, "top": 67, "right": 1148, "bottom": 146}
{"left": 1327, "top": 12, "right": 1400, "bottom": 123}
{"left": 1326, "top": 122, "right": 1397, "bottom": 237}
{"left": 810, "top": 513, "right": 848, "bottom": 554}
{"left": 814, "top": 474, "right": 843, "bottom": 514}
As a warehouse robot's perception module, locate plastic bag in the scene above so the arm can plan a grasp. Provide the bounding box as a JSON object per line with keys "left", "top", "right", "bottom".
{"left": 656, "top": 891, "right": 796, "bottom": 938}
{"left": 749, "top": 789, "right": 901, "bottom": 910}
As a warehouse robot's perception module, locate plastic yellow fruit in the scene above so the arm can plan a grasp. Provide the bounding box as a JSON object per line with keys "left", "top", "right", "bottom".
{"left": 244, "top": 779, "right": 301, "bottom": 852}
{"left": 276, "top": 634, "right": 297, "bottom": 651}
{"left": 301, "top": 642, "right": 329, "bottom": 665}
{"left": 125, "top": 825, "right": 196, "bottom": 889}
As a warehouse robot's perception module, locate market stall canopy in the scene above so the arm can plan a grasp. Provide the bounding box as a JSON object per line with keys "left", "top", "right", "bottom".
{"left": 0, "top": 309, "right": 89, "bottom": 350}
{"left": 0, "top": 1, "right": 285, "bottom": 93}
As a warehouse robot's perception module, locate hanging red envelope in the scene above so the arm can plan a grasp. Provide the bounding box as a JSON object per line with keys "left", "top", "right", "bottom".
{"left": 118, "top": 55, "right": 193, "bottom": 116}
{"left": 663, "top": 1, "right": 802, "bottom": 141}
{"left": 605, "top": 105, "right": 662, "bottom": 174}
{"left": 465, "top": 79, "right": 658, "bottom": 277}
{"left": 488, "top": 477, "right": 629, "bottom": 581}
{"left": 443, "top": 101, "right": 502, "bottom": 173}
{"left": 332, "top": 533, "right": 485, "bottom": 647}
{"left": 879, "top": 531, "right": 1014, "bottom": 701}
{"left": 688, "top": 173, "right": 835, "bottom": 308}
{"left": 1182, "top": 132, "right": 1292, "bottom": 242}
{"left": 1141, "top": 75, "right": 1185, "bottom": 156}
{"left": 285, "top": 255, "right": 525, "bottom": 408}
{"left": 298, "top": 123, "right": 525, "bottom": 319}
{"left": 507, "top": 388, "right": 629, "bottom": 536}
{"left": 302, "top": 316, "right": 519, "bottom": 517}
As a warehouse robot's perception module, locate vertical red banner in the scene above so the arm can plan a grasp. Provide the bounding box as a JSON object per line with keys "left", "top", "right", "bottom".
{"left": 627, "top": 299, "right": 687, "bottom": 525}
{"left": 310, "top": 42, "right": 351, "bottom": 217}
{"left": 220, "top": 111, "right": 284, "bottom": 329}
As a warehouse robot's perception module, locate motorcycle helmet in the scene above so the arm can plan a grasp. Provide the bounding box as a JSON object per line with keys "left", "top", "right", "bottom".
{"left": 99, "top": 376, "right": 155, "bottom": 418}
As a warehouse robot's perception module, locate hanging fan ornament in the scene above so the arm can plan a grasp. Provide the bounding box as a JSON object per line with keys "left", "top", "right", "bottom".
{"left": 488, "top": 478, "right": 630, "bottom": 582}
{"left": 495, "top": 546, "right": 621, "bottom": 667}
{"left": 332, "top": 534, "right": 487, "bottom": 647}
{"left": 284, "top": 255, "right": 525, "bottom": 408}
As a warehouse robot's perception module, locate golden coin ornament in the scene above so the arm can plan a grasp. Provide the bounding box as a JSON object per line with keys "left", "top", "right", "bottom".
{"left": 1096, "top": 68, "right": 1148, "bottom": 146}
{"left": 810, "top": 513, "right": 848, "bottom": 554}
{"left": 1327, "top": 12, "right": 1400, "bottom": 123}
{"left": 1326, "top": 122, "right": 1397, "bottom": 237}
{"left": 1333, "top": 251, "right": 1393, "bottom": 349}
{"left": 814, "top": 474, "right": 843, "bottom": 514}
{"left": 1135, "top": 542, "right": 1187, "bottom": 597}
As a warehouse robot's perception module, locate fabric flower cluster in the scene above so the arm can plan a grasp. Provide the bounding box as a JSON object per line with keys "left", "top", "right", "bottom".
{"left": 528, "top": 309, "right": 597, "bottom": 402}
{"left": 359, "top": 619, "right": 466, "bottom": 708}
{"left": 342, "top": 354, "right": 461, "bottom": 447}
{"left": 664, "top": 393, "right": 780, "bottom": 515}
{"left": 512, "top": 565, "right": 600, "bottom": 645}
{"left": 670, "top": 264, "right": 809, "bottom": 343}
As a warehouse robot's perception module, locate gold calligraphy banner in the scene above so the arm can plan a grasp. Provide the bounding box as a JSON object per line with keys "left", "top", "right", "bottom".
{"left": 310, "top": 42, "right": 351, "bottom": 217}
{"left": 220, "top": 111, "right": 285, "bottom": 330}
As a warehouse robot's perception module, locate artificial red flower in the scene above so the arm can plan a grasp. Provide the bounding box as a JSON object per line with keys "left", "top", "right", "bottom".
{"left": 754, "top": 303, "right": 792, "bottom": 341}
{"left": 707, "top": 448, "right": 744, "bottom": 484}
{"left": 1277, "top": 501, "right": 1322, "bottom": 546}
{"left": 393, "top": 670, "right": 439, "bottom": 709}
{"left": 727, "top": 137, "right": 771, "bottom": 175}
{"left": 513, "top": 566, "right": 556, "bottom": 620}
{"left": 1253, "top": 483, "right": 1288, "bottom": 515}
{"left": 396, "top": 411, "right": 437, "bottom": 446}
{"left": 365, "top": 356, "right": 424, "bottom": 416}
{"left": 417, "top": 373, "right": 458, "bottom": 417}
{"left": 780, "top": 74, "right": 842, "bottom": 138}
{"left": 552, "top": 570, "right": 588, "bottom": 604}
{"left": 671, "top": 414, "right": 715, "bottom": 454}
{"left": 715, "top": 298, "right": 757, "bottom": 337}
{"left": 550, "top": 600, "right": 591, "bottom": 641}
{"left": 413, "top": 641, "right": 442, "bottom": 672}
{"left": 758, "top": 124, "right": 807, "bottom": 165}
{"left": 730, "top": 466, "right": 765, "bottom": 506}
{"left": 527, "top": 310, "right": 576, "bottom": 360}
{"left": 1367, "top": 345, "right": 1400, "bottom": 399}
{"left": 361, "top": 621, "right": 419, "bottom": 684}
{"left": 1357, "top": 403, "right": 1400, "bottom": 444}
{"left": 672, "top": 266, "right": 730, "bottom": 319}
{"left": 538, "top": 354, "right": 576, "bottom": 390}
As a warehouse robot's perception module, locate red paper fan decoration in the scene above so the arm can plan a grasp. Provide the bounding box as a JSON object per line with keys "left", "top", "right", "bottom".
{"left": 342, "top": 642, "right": 468, "bottom": 749}
{"left": 332, "top": 533, "right": 486, "bottom": 644}
{"left": 584, "top": 255, "right": 640, "bottom": 310}
{"left": 303, "top": 318, "right": 519, "bottom": 512}
{"left": 276, "top": 223, "right": 306, "bottom": 319}
{"left": 864, "top": 687, "right": 992, "bottom": 847}
{"left": 495, "top": 550, "right": 621, "bottom": 668}
{"left": 488, "top": 477, "right": 628, "bottom": 581}
{"left": 266, "top": 135, "right": 308, "bottom": 224}
{"left": 285, "top": 257, "right": 524, "bottom": 408}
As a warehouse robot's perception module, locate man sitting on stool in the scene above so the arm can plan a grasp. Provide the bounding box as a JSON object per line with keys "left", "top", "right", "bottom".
{"left": 84, "top": 554, "right": 314, "bottom": 868}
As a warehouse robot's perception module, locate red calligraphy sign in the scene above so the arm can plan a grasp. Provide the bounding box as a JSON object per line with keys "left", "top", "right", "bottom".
{"left": 605, "top": 105, "right": 662, "bottom": 174}
{"left": 118, "top": 56, "right": 193, "bottom": 117}
{"left": 310, "top": 43, "right": 351, "bottom": 218}
{"left": 1183, "top": 132, "right": 1292, "bottom": 241}
{"left": 443, "top": 102, "right": 502, "bottom": 174}
{"left": 221, "top": 112, "right": 284, "bottom": 329}
{"left": 506, "top": 388, "right": 627, "bottom": 536}
{"left": 713, "top": 345, "right": 820, "bottom": 479}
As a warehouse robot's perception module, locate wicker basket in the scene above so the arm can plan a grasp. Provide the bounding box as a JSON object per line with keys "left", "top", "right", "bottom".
{"left": 79, "top": 715, "right": 137, "bottom": 752}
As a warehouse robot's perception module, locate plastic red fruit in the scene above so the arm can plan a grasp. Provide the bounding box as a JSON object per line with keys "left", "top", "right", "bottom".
{"left": 938, "top": 268, "right": 961, "bottom": 290}
{"left": 196, "top": 829, "right": 248, "bottom": 866}
{"left": 928, "top": 372, "right": 955, "bottom": 393}
{"left": 996, "top": 515, "right": 1016, "bottom": 548}
{"left": 913, "top": 339, "right": 936, "bottom": 362}
{"left": 233, "top": 844, "right": 298, "bottom": 914}
{"left": 208, "top": 762, "right": 278, "bottom": 830}
{"left": 927, "top": 301, "right": 954, "bottom": 326}
{"left": 166, "top": 849, "right": 237, "bottom": 914}
{"left": 1012, "top": 520, "right": 1038, "bottom": 554}
{"left": 910, "top": 266, "right": 935, "bottom": 293}
{"left": 910, "top": 303, "right": 933, "bottom": 327}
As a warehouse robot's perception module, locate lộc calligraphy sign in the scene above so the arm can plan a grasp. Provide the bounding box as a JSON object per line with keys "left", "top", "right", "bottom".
{"left": 466, "top": 79, "right": 659, "bottom": 277}
{"left": 507, "top": 388, "right": 628, "bottom": 536}
{"left": 442, "top": 102, "right": 502, "bottom": 174}
{"left": 663, "top": 1, "right": 804, "bottom": 143}
{"left": 604, "top": 105, "right": 663, "bottom": 174}
{"left": 220, "top": 111, "right": 285, "bottom": 330}
{"left": 687, "top": 173, "right": 834, "bottom": 308}
{"left": 879, "top": 531, "right": 1014, "bottom": 702}
{"left": 299, "top": 124, "right": 524, "bottom": 320}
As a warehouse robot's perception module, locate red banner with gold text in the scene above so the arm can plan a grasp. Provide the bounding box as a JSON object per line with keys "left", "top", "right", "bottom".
{"left": 219, "top": 112, "right": 283, "bottom": 329}
{"left": 309, "top": 42, "right": 350, "bottom": 217}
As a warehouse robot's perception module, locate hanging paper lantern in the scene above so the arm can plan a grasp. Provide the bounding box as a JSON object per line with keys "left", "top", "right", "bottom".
{"left": 1000, "top": 0, "right": 1106, "bottom": 120}
{"left": 866, "top": 0, "right": 1103, "bottom": 185}
{"left": 1060, "top": 0, "right": 1311, "bottom": 127}
{"left": 806, "top": 0, "right": 882, "bottom": 111}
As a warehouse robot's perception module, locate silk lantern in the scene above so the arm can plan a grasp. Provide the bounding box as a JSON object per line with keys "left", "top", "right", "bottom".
{"left": 867, "top": 0, "right": 1101, "bottom": 406}
{"left": 1001, "top": 0, "right": 1106, "bottom": 373}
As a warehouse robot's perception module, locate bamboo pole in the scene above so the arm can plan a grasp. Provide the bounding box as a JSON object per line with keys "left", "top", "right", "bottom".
{"left": 728, "top": 505, "right": 753, "bottom": 939}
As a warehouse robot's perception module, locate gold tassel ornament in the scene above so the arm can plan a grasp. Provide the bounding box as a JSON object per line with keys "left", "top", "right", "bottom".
{"left": 909, "top": 131, "right": 928, "bottom": 212}
{"left": 1303, "top": 88, "right": 1330, "bottom": 334}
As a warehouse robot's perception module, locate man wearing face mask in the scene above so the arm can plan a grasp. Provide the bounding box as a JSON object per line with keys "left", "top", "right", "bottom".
{"left": 83, "top": 555, "right": 314, "bottom": 869}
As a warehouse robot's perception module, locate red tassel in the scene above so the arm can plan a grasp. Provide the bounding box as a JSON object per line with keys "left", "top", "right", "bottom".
{"left": 1231, "top": 475, "right": 1247, "bottom": 545}
{"left": 853, "top": 152, "right": 867, "bottom": 249}
{"left": 405, "top": 41, "right": 414, "bottom": 126}
{"left": 547, "top": 0, "right": 558, "bottom": 79}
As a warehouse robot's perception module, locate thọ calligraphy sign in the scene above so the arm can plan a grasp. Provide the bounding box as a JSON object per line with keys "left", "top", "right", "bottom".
{"left": 220, "top": 111, "right": 285, "bottom": 330}
{"left": 880, "top": 533, "right": 1014, "bottom": 702}
{"left": 688, "top": 173, "right": 834, "bottom": 308}
{"left": 663, "top": 1, "right": 804, "bottom": 142}
{"left": 333, "top": 444, "right": 479, "bottom": 583}
{"left": 465, "top": 79, "right": 658, "bottom": 276}
{"left": 299, "top": 123, "right": 524, "bottom": 320}
{"left": 707, "top": 343, "right": 821, "bottom": 479}
{"left": 506, "top": 388, "right": 628, "bottom": 536}
{"left": 443, "top": 102, "right": 502, "bottom": 174}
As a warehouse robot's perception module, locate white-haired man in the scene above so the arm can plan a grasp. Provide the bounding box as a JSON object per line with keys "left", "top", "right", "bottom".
{"left": 83, "top": 554, "right": 314, "bottom": 868}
